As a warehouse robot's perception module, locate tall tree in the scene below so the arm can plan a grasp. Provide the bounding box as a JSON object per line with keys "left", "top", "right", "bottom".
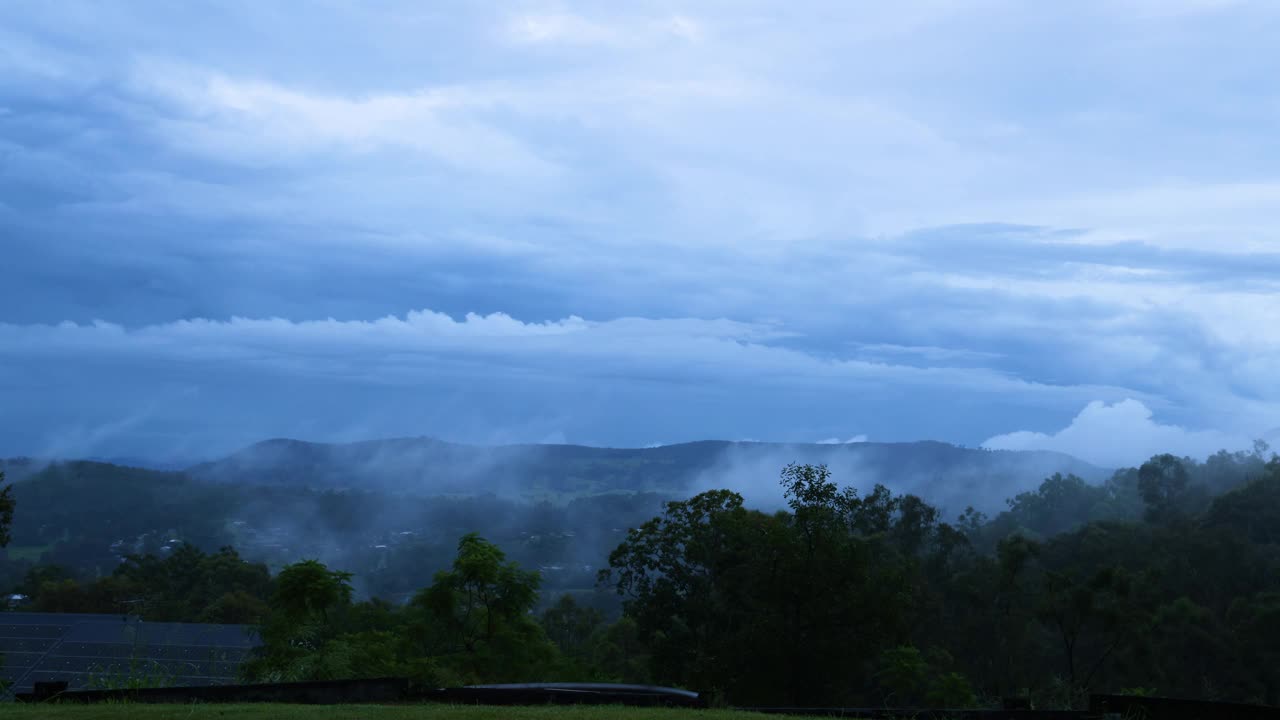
{"left": 272, "top": 559, "right": 353, "bottom": 625}
{"left": 414, "top": 533, "right": 554, "bottom": 682}
{"left": 603, "top": 466, "right": 931, "bottom": 706}
{"left": 1138, "top": 454, "right": 1194, "bottom": 522}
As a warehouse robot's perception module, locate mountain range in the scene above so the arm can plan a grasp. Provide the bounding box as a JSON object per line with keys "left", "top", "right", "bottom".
{"left": 181, "top": 436, "right": 1108, "bottom": 513}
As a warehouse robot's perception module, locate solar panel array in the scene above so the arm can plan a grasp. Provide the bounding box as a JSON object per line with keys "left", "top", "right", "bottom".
{"left": 0, "top": 612, "right": 259, "bottom": 694}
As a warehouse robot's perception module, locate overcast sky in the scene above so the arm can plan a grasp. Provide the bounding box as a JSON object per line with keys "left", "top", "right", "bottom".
{"left": 2, "top": 1, "right": 1279, "bottom": 467}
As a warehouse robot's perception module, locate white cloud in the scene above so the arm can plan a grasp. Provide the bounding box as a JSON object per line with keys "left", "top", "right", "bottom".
{"left": 665, "top": 15, "right": 702, "bottom": 42}
{"left": 538, "top": 430, "right": 568, "bottom": 445}
{"left": 5, "top": 1, "right": 1280, "bottom": 453}
{"left": 982, "top": 399, "right": 1253, "bottom": 468}
{"left": 133, "top": 64, "right": 560, "bottom": 179}
{"left": 504, "top": 10, "right": 703, "bottom": 47}
{"left": 1018, "top": 181, "right": 1280, "bottom": 253}
{"left": 506, "top": 12, "right": 621, "bottom": 45}
{"left": 1117, "top": 0, "right": 1253, "bottom": 19}
{"left": 854, "top": 343, "right": 1001, "bottom": 363}
{"left": 817, "top": 435, "right": 869, "bottom": 445}
{"left": 0, "top": 310, "right": 1130, "bottom": 404}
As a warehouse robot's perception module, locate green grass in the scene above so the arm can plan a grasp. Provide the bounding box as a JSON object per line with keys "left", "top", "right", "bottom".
{"left": 0, "top": 703, "right": 818, "bottom": 720}
{"left": 5, "top": 544, "right": 52, "bottom": 562}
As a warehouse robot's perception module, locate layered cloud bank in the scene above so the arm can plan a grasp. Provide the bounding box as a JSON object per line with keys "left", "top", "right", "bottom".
{"left": 2, "top": 2, "right": 1278, "bottom": 459}
{"left": 0, "top": 306, "right": 1269, "bottom": 464}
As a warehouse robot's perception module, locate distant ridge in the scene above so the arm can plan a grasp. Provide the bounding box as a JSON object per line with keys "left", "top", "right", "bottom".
{"left": 186, "top": 436, "right": 1108, "bottom": 513}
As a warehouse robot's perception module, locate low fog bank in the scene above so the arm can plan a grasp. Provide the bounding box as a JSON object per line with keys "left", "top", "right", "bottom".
{"left": 188, "top": 437, "right": 727, "bottom": 499}
{"left": 0, "top": 457, "right": 49, "bottom": 483}
{"left": 689, "top": 441, "right": 1108, "bottom": 516}
{"left": 186, "top": 436, "right": 1104, "bottom": 516}
{"left": 7, "top": 435, "right": 1271, "bottom": 613}
{"left": 135, "top": 436, "right": 1111, "bottom": 599}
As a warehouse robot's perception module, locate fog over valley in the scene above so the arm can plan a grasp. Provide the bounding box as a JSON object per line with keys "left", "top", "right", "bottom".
{"left": 3, "top": 1, "right": 1280, "bottom": 707}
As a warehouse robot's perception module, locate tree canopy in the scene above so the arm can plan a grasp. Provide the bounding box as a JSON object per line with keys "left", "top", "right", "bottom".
{"left": 7, "top": 450, "right": 1280, "bottom": 708}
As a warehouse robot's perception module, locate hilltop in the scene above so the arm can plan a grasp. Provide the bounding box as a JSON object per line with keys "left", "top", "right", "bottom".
{"left": 187, "top": 436, "right": 1107, "bottom": 512}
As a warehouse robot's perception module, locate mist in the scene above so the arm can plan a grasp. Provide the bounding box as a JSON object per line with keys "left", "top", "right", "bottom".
{"left": 686, "top": 441, "right": 1108, "bottom": 517}
{"left": 119, "top": 435, "right": 1112, "bottom": 604}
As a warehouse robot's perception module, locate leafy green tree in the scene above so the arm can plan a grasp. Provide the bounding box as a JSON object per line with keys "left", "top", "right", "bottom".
{"left": 9, "top": 448, "right": 1280, "bottom": 705}
{"left": 242, "top": 559, "right": 356, "bottom": 682}
{"left": 876, "top": 645, "right": 930, "bottom": 705}
{"left": 112, "top": 545, "right": 272, "bottom": 621}
{"left": 414, "top": 533, "right": 556, "bottom": 683}
{"left": 31, "top": 578, "right": 93, "bottom": 613}
{"left": 1035, "top": 565, "right": 1140, "bottom": 703}
{"left": 1138, "top": 454, "right": 1195, "bottom": 522}
{"left": 601, "top": 488, "right": 785, "bottom": 700}
{"left": 875, "top": 645, "right": 978, "bottom": 708}
{"left": 273, "top": 559, "right": 353, "bottom": 625}
{"left": 18, "top": 565, "right": 75, "bottom": 598}
{"left": 1203, "top": 458, "right": 1280, "bottom": 545}
{"left": 199, "top": 590, "right": 271, "bottom": 625}
{"left": 1227, "top": 592, "right": 1280, "bottom": 704}
{"left": 979, "top": 534, "right": 1043, "bottom": 695}
{"left": 540, "top": 594, "right": 604, "bottom": 674}
{"left": 603, "top": 466, "right": 936, "bottom": 705}
{"left": 1146, "top": 597, "right": 1230, "bottom": 700}
{"left": 585, "top": 615, "right": 650, "bottom": 683}
{"left": 956, "top": 506, "right": 988, "bottom": 540}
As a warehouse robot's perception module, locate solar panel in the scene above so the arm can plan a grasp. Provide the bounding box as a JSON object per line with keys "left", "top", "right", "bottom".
{"left": 0, "top": 612, "right": 259, "bottom": 694}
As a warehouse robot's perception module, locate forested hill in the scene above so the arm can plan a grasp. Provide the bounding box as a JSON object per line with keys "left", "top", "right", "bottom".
{"left": 0, "top": 440, "right": 1103, "bottom": 606}
{"left": 187, "top": 437, "right": 1106, "bottom": 510}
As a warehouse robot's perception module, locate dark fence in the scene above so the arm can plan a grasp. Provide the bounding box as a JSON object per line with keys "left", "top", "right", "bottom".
{"left": 15, "top": 677, "right": 409, "bottom": 704}
{"left": 15, "top": 678, "right": 703, "bottom": 707}
{"left": 17, "top": 679, "right": 1280, "bottom": 719}
{"left": 737, "top": 708, "right": 1095, "bottom": 719}
{"left": 427, "top": 682, "right": 705, "bottom": 707}
{"left": 1089, "top": 693, "right": 1280, "bottom": 719}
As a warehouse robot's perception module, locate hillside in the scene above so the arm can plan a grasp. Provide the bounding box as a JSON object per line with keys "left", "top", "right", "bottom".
{"left": 188, "top": 437, "right": 1107, "bottom": 512}
{"left": 0, "top": 441, "right": 1104, "bottom": 605}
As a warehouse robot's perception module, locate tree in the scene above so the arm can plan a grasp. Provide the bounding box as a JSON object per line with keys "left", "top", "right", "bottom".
{"left": 602, "top": 467, "right": 933, "bottom": 706}
{"left": 414, "top": 533, "right": 554, "bottom": 682}
{"left": 200, "top": 590, "right": 271, "bottom": 625}
{"left": 1138, "top": 454, "right": 1193, "bottom": 522}
{"left": 1036, "top": 565, "right": 1140, "bottom": 703}
{"left": 1203, "top": 461, "right": 1280, "bottom": 545}
{"left": 1227, "top": 592, "right": 1280, "bottom": 704}
{"left": 604, "top": 487, "right": 797, "bottom": 700}
{"left": 1146, "top": 597, "right": 1230, "bottom": 700}
{"left": 875, "top": 645, "right": 977, "bottom": 708}
{"left": 585, "top": 615, "right": 650, "bottom": 683}
{"left": 273, "top": 559, "right": 354, "bottom": 625}
{"left": 242, "top": 559, "right": 357, "bottom": 682}
{"left": 540, "top": 594, "right": 604, "bottom": 669}
{"left": 0, "top": 470, "right": 13, "bottom": 548}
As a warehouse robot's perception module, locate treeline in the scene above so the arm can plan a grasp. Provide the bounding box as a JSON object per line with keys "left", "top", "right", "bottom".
{"left": 603, "top": 453, "right": 1280, "bottom": 707}
{"left": 0, "top": 461, "right": 669, "bottom": 604}
{"left": 9, "top": 534, "right": 643, "bottom": 687}
{"left": 5, "top": 447, "right": 1280, "bottom": 708}
{"left": 239, "top": 537, "right": 644, "bottom": 686}
{"left": 12, "top": 545, "right": 272, "bottom": 623}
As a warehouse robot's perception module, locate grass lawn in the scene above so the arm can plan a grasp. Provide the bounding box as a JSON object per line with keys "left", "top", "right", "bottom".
{"left": 0, "top": 704, "right": 817, "bottom": 720}
{"left": 5, "top": 544, "right": 51, "bottom": 562}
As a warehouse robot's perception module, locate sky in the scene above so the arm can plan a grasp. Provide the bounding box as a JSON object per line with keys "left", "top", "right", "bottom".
{"left": 2, "top": 0, "right": 1279, "bottom": 467}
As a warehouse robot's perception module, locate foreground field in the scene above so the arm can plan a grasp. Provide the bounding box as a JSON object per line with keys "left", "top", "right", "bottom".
{"left": 0, "top": 704, "right": 814, "bottom": 720}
